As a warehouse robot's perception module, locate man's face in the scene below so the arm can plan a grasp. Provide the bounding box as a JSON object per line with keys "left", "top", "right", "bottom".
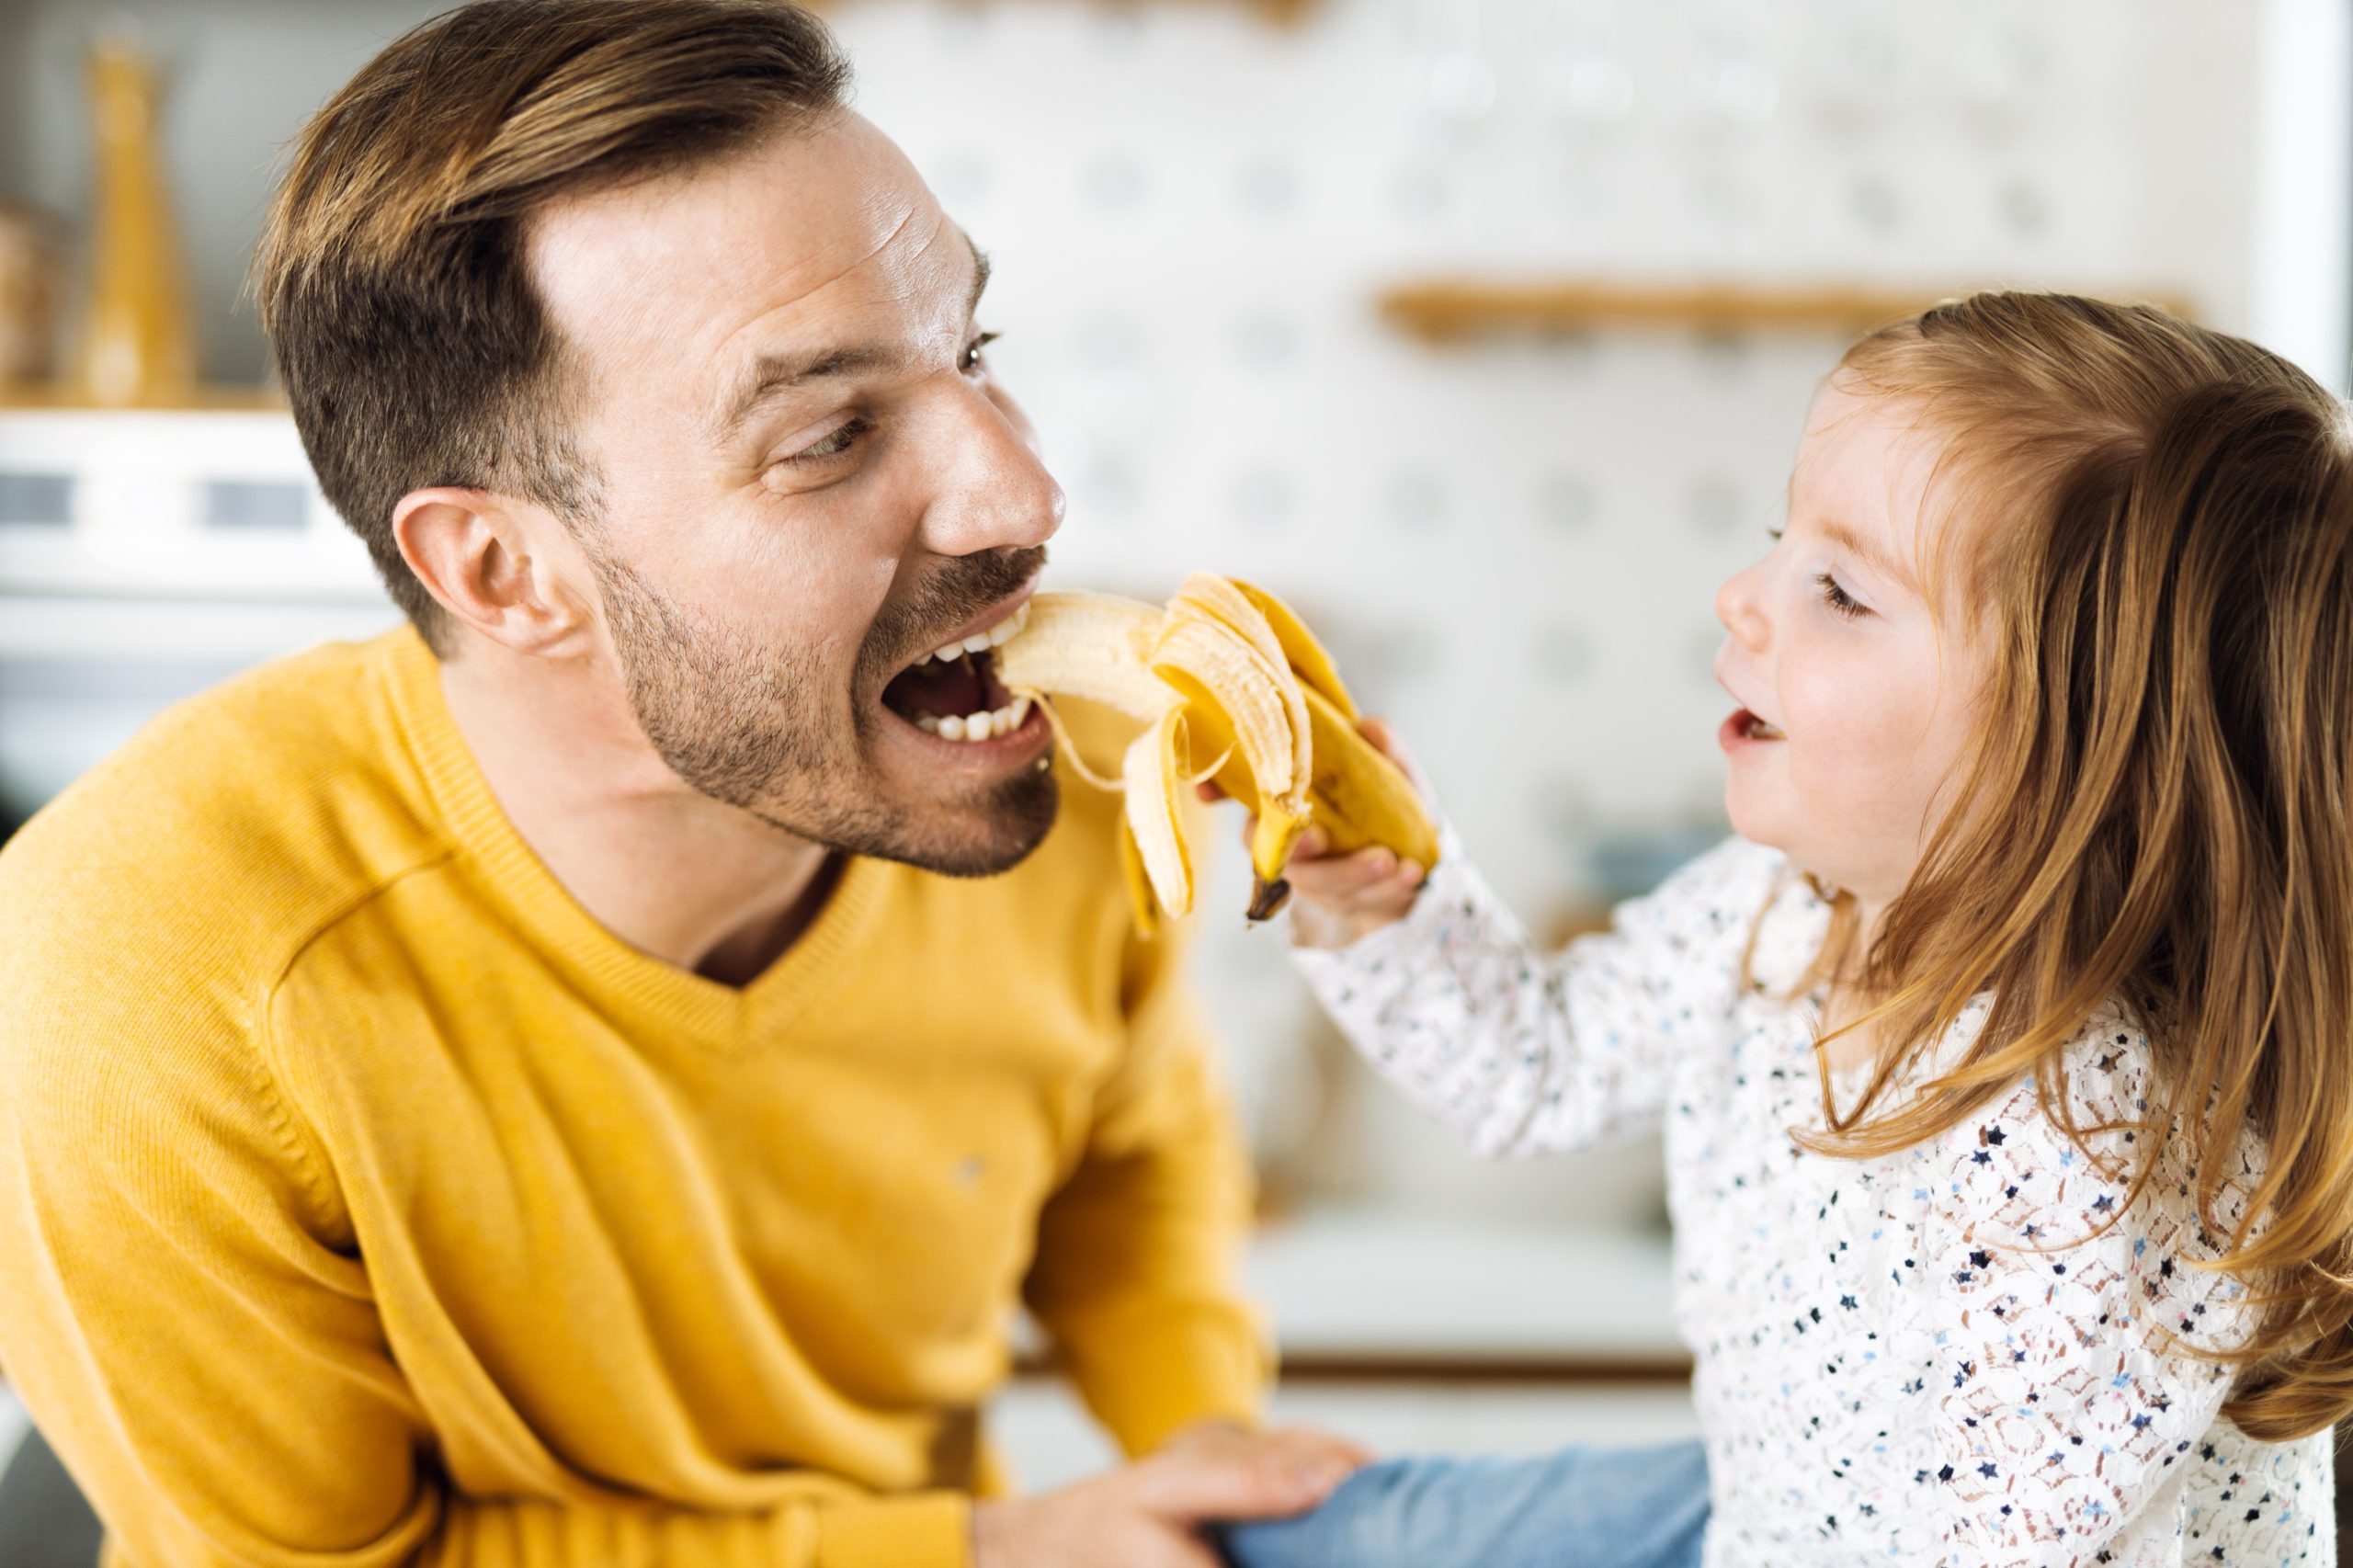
{"left": 527, "top": 112, "right": 1065, "bottom": 876}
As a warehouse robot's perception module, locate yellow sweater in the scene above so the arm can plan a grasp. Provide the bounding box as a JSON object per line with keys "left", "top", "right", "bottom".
{"left": 0, "top": 629, "right": 1265, "bottom": 1567}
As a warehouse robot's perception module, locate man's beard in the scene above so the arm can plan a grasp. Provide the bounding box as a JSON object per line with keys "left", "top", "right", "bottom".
{"left": 589, "top": 545, "right": 1057, "bottom": 878}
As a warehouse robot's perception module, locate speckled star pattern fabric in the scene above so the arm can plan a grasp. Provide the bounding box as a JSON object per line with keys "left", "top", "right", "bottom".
{"left": 1292, "top": 829, "right": 2335, "bottom": 1567}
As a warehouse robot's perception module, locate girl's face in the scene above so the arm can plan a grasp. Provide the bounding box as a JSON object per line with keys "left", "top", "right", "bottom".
{"left": 1711, "top": 382, "right": 1991, "bottom": 910}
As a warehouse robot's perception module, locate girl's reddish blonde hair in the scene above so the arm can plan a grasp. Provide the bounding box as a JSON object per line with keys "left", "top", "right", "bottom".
{"left": 1797, "top": 291, "right": 2353, "bottom": 1442}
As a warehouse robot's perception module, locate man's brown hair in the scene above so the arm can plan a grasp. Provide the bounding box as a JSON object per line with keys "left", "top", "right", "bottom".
{"left": 254, "top": 0, "right": 853, "bottom": 652}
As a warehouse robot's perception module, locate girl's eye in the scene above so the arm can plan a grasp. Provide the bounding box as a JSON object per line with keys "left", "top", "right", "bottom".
{"left": 959, "top": 331, "right": 1001, "bottom": 375}
{"left": 1816, "top": 572, "right": 1867, "bottom": 619}
{"left": 1767, "top": 526, "right": 1786, "bottom": 542}
{"left": 785, "top": 417, "right": 872, "bottom": 467}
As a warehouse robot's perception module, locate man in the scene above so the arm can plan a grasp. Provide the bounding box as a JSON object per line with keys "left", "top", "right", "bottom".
{"left": 0, "top": 2, "right": 1365, "bottom": 1562}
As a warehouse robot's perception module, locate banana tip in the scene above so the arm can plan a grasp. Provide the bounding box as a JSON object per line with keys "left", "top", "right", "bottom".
{"left": 1246, "top": 875, "right": 1293, "bottom": 923}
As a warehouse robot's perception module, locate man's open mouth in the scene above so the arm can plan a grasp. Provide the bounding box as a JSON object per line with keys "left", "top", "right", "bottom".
{"left": 879, "top": 601, "right": 1033, "bottom": 744}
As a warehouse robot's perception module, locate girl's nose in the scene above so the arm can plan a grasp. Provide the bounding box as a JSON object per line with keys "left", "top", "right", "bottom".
{"left": 1715, "top": 563, "right": 1769, "bottom": 653}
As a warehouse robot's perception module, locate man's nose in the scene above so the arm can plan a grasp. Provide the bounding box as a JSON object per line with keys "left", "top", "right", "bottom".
{"left": 918, "top": 381, "right": 1065, "bottom": 558}
{"left": 1715, "top": 562, "right": 1769, "bottom": 653}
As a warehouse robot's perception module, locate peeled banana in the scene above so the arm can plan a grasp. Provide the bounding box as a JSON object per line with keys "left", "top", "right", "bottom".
{"left": 993, "top": 574, "right": 1440, "bottom": 932}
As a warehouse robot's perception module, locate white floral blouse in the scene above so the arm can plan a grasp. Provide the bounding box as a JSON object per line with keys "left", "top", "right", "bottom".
{"left": 1290, "top": 828, "right": 2336, "bottom": 1567}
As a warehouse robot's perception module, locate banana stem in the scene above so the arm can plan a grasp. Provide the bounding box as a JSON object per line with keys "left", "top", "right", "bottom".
{"left": 1246, "top": 876, "right": 1293, "bottom": 922}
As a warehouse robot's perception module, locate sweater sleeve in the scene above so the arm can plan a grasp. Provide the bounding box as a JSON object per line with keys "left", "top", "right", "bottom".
{"left": 1018, "top": 906, "right": 1268, "bottom": 1459}
{"left": 1290, "top": 824, "right": 1784, "bottom": 1158}
{"left": 0, "top": 1011, "right": 973, "bottom": 1568}
{"left": 1915, "top": 1015, "right": 2270, "bottom": 1566}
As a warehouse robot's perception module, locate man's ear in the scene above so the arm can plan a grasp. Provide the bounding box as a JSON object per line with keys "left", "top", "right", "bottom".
{"left": 393, "top": 487, "right": 597, "bottom": 656}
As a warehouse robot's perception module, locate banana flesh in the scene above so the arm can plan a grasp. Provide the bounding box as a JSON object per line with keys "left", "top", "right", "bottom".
{"left": 993, "top": 574, "right": 1441, "bottom": 931}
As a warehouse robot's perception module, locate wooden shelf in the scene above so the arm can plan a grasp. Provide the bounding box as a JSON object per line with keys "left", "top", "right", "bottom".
{"left": 1378, "top": 279, "right": 2200, "bottom": 343}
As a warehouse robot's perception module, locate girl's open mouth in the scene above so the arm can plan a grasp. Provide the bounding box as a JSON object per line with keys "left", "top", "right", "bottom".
{"left": 1720, "top": 708, "right": 1786, "bottom": 748}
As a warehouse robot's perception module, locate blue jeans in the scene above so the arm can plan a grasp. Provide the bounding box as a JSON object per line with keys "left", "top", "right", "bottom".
{"left": 1215, "top": 1439, "right": 1709, "bottom": 1568}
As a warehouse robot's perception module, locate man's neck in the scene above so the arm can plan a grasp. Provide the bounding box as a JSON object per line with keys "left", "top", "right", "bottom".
{"left": 436, "top": 638, "right": 835, "bottom": 986}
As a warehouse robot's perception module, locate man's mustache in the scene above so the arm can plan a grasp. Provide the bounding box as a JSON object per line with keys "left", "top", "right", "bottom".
{"left": 861, "top": 545, "right": 1049, "bottom": 680}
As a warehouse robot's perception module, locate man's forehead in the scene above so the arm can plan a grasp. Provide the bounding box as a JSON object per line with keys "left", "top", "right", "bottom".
{"left": 526, "top": 114, "right": 955, "bottom": 379}
{"left": 710, "top": 233, "right": 990, "bottom": 445}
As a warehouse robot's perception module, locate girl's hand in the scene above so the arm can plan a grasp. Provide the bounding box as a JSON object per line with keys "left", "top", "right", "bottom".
{"left": 1200, "top": 718, "right": 1432, "bottom": 951}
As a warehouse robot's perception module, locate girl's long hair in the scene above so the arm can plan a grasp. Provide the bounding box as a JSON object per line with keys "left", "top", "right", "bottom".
{"left": 1801, "top": 291, "right": 2353, "bottom": 1442}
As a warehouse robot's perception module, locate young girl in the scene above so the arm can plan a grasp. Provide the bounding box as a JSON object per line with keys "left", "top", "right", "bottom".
{"left": 1221, "top": 292, "right": 2349, "bottom": 1567}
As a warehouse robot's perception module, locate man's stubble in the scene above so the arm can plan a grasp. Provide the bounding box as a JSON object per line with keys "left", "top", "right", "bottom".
{"left": 590, "top": 542, "right": 1059, "bottom": 878}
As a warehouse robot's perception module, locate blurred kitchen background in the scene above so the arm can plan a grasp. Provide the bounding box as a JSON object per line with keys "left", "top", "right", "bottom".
{"left": 2, "top": 0, "right": 2348, "bottom": 1521}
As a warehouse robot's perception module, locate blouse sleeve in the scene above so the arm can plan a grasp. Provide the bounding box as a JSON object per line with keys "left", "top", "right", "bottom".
{"left": 1289, "top": 825, "right": 1785, "bottom": 1158}
{"left": 1912, "top": 1013, "right": 2270, "bottom": 1565}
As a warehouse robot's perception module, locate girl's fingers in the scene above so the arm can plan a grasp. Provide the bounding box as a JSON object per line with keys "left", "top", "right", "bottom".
{"left": 1287, "top": 847, "right": 1403, "bottom": 899}
{"left": 1287, "top": 846, "right": 1388, "bottom": 884}
{"left": 1222, "top": 802, "right": 1419, "bottom": 915}
{"left": 1235, "top": 815, "right": 1336, "bottom": 861}
{"left": 1285, "top": 849, "right": 1428, "bottom": 928}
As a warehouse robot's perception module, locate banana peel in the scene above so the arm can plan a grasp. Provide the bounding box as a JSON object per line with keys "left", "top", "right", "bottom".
{"left": 994, "top": 574, "right": 1439, "bottom": 932}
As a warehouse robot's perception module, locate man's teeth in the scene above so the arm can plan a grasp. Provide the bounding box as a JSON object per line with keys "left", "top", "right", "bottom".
{"left": 915, "top": 695, "right": 1032, "bottom": 744}
{"left": 912, "top": 602, "right": 1029, "bottom": 667}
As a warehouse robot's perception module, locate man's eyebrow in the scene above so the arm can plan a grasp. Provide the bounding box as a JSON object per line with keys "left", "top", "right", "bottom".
{"left": 714, "top": 343, "right": 904, "bottom": 445}
{"left": 965, "top": 233, "right": 992, "bottom": 320}
{"left": 712, "top": 235, "right": 995, "bottom": 447}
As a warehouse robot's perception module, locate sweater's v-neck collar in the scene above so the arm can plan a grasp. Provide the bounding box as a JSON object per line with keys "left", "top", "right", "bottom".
{"left": 379, "top": 628, "right": 887, "bottom": 1050}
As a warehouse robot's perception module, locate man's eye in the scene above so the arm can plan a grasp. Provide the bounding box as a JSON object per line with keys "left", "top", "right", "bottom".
{"left": 786, "top": 417, "right": 871, "bottom": 466}
{"left": 960, "top": 331, "right": 1001, "bottom": 375}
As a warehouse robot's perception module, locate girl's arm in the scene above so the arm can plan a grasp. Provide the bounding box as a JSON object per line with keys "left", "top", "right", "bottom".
{"left": 1290, "top": 826, "right": 1783, "bottom": 1158}
{"left": 1917, "top": 1015, "right": 2310, "bottom": 1564}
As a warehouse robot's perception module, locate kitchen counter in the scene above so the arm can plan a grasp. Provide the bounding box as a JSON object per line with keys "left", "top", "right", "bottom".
{"left": 1242, "top": 1208, "right": 1684, "bottom": 1373}
{"left": 997, "top": 1207, "right": 1698, "bottom": 1487}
